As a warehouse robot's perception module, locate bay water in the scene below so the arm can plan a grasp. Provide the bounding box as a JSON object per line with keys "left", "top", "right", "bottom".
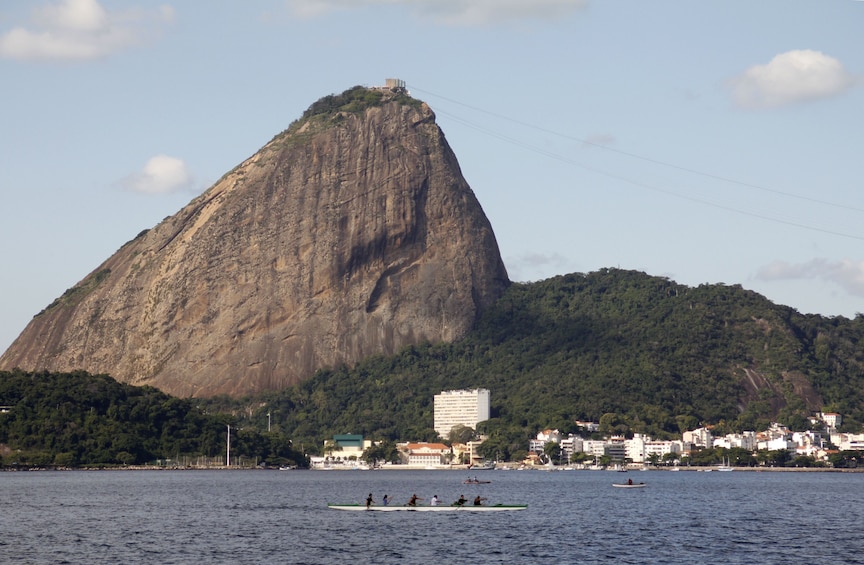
{"left": 1, "top": 469, "right": 861, "bottom": 564}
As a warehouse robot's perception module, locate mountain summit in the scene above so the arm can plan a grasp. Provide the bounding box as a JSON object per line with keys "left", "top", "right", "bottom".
{"left": 1, "top": 84, "right": 510, "bottom": 397}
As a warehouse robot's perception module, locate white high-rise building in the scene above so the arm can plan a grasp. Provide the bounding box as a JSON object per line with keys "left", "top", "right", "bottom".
{"left": 433, "top": 389, "right": 490, "bottom": 439}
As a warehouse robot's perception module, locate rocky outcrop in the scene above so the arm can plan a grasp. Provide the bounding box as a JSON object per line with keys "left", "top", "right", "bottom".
{"left": 0, "top": 87, "right": 509, "bottom": 397}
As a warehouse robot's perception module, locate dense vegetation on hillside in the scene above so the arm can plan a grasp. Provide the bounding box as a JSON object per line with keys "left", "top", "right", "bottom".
{"left": 3, "top": 269, "right": 862, "bottom": 465}
{"left": 227, "top": 269, "right": 864, "bottom": 458}
{"left": 276, "top": 85, "right": 422, "bottom": 142}
{"left": 0, "top": 369, "right": 305, "bottom": 468}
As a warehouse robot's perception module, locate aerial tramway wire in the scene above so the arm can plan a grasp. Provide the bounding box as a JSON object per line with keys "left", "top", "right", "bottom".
{"left": 410, "top": 85, "right": 864, "bottom": 242}
{"left": 409, "top": 85, "right": 864, "bottom": 215}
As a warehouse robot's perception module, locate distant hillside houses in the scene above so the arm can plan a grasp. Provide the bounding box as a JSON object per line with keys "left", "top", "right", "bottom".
{"left": 529, "top": 412, "right": 863, "bottom": 466}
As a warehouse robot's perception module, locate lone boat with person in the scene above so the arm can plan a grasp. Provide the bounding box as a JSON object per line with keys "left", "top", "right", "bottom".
{"left": 612, "top": 479, "right": 646, "bottom": 488}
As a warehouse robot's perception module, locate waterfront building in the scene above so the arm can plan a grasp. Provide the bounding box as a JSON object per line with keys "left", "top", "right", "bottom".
{"left": 405, "top": 442, "right": 451, "bottom": 466}
{"left": 560, "top": 436, "right": 583, "bottom": 462}
{"left": 582, "top": 439, "right": 606, "bottom": 458}
{"left": 640, "top": 438, "right": 682, "bottom": 463}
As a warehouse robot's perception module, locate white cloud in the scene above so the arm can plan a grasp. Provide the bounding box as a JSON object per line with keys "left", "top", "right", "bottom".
{"left": 756, "top": 258, "right": 864, "bottom": 298}
{"left": 285, "top": 0, "right": 588, "bottom": 25}
{"left": 0, "top": 0, "right": 174, "bottom": 62}
{"left": 123, "top": 155, "right": 194, "bottom": 195}
{"left": 729, "top": 50, "right": 857, "bottom": 109}
{"left": 506, "top": 251, "right": 571, "bottom": 282}
{"left": 34, "top": 0, "right": 109, "bottom": 32}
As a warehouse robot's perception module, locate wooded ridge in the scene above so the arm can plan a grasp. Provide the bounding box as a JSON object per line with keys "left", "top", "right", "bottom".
{"left": 221, "top": 268, "right": 864, "bottom": 457}
{"left": 2, "top": 270, "right": 862, "bottom": 467}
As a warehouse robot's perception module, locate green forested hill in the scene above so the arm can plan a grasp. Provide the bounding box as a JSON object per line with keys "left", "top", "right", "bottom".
{"left": 244, "top": 269, "right": 864, "bottom": 457}
{"left": 0, "top": 369, "right": 304, "bottom": 467}
{"left": 4, "top": 269, "right": 863, "bottom": 465}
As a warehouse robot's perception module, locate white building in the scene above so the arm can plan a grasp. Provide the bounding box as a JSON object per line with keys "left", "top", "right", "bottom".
{"left": 832, "top": 433, "right": 864, "bottom": 451}
{"left": 821, "top": 413, "right": 842, "bottom": 429}
{"left": 529, "top": 429, "right": 562, "bottom": 453}
{"left": 683, "top": 427, "right": 714, "bottom": 448}
{"left": 581, "top": 440, "right": 607, "bottom": 458}
{"left": 560, "top": 436, "right": 583, "bottom": 462}
{"left": 759, "top": 437, "right": 797, "bottom": 451}
{"left": 625, "top": 434, "right": 647, "bottom": 463}
{"left": 575, "top": 420, "right": 600, "bottom": 432}
{"left": 404, "top": 442, "right": 450, "bottom": 466}
{"left": 643, "top": 440, "right": 682, "bottom": 463}
{"left": 433, "top": 389, "right": 490, "bottom": 439}
{"left": 712, "top": 432, "right": 757, "bottom": 451}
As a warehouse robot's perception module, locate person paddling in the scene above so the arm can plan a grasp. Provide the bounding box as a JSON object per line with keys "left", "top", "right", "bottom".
{"left": 473, "top": 495, "right": 486, "bottom": 506}
{"left": 366, "top": 493, "right": 374, "bottom": 508}
{"left": 408, "top": 493, "right": 423, "bottom": 506}
{"left": 454, "top": 494, "right": 467, "bottom": 507}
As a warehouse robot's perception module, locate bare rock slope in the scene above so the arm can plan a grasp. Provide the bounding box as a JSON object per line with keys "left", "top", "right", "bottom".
{"left": 0, "top": 86, "right": 510, "bottom": 397}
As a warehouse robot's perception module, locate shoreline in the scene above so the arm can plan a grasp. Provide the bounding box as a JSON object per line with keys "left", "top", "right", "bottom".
{"left": 4, "top": 464, "right": 862, "bottom": 473}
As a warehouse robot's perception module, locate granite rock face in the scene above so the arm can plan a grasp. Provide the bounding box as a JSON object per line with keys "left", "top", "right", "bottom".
{"left": 0, "top": 87, "right": 509, "bottom": 397}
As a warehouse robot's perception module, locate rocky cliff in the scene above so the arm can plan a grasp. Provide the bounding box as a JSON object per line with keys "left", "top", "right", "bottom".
{"left": 0, "top": 86, "right": 510, "bottom": 397}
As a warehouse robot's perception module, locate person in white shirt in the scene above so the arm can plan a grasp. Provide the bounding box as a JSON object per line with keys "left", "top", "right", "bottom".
{"left": 430, "top": 495, "right": 440, "bottom": 506}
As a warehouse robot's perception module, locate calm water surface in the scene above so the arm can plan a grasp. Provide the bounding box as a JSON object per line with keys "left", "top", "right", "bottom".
{"left": 1, "top": 469, "right": 861, "bottom": 564}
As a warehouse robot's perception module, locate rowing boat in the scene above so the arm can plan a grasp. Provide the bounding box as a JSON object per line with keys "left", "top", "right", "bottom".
{"left": 327, "top": 503, "right": 527, "bottom": 512}
{"left": 612, "top": 483, "right": 646, "bottom": 488}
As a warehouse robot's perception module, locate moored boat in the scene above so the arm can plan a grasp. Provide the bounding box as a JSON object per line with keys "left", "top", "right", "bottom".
{"left": 468, "top": 461, "right": 496, "bottom": 471}
{"left": 327, "top": 503, "right": 526, "bottom": 512}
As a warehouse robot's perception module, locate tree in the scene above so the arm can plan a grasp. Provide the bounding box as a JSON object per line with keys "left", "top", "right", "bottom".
{"left": 362, "top": 440, "right": 400, "bottom": 466}
{"left": 828, "top": 450, "right": 862, "bottom": 469}
{"left": 323, "top": 439, "right": 339, "bottom": 459}
{"left": 766, "top": 450, "right": 791, "bottom": 467}
{"left": 448, "top": 425, "right": 476, "bottom": 445}
{"left": 543, "top": 441, "right": 561, "bottom": 465}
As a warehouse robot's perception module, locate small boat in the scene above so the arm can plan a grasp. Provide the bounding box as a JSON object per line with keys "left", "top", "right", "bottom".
{"left": 612, "top": 482, "right": 646, "bottom": 488}
{"left": 468, "top": 461, "right": 496, "bottom": 471}
{"left": 463, "top": 478, "right": 492, "bottom": 484}
{"left": 327, "top": 504, "right": 526, "bottom": 512}
{"left": 716, "top": 457, "right": 734, "bottom": 471}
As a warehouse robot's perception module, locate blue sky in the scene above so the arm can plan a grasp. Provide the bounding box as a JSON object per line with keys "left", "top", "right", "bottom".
{"left": 1, "top": 0, "right": 863, "bottom": 354}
